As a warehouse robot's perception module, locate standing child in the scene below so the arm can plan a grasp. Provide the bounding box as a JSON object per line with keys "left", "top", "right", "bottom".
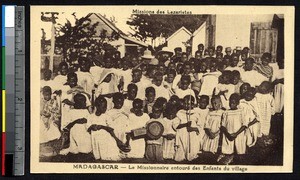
{"left": 76, "top": 57, "right": 95, "bottom": 95}
{"left": 151, "top": 72, "right": 170, "bottom": 100}
{"left": 173, "top": 95, "right": 201, "bottom": 161}
{"left": 215, "top": 71, "right": 235, "bottom": 109}
{"left": 145, "top": 104, "right": 166, "bottom": 162}
{"left": 162, "top": 103, "right": 177, "bottom": 160}
{"left": 175, "top": 75, "right": 196, "bottom": 101}
{"left": 231, "top": 70, "right": 244, "bottom": 94}
{"left": 52, "top": 62, "right": 69, "bottom": 90}
{"left": 144, "top": 87, "right": 156, "bottom": 114}
{"left": 131, "top": 69, "right": 147, "bottom": 100}
{"left": 219, "top": 93, "right": 247, "bottom": 164}
{"left": 87, "top": 96, "right": 121, "bottom": 161}
{"left": 41, "top": 69, "right": 55, "bottom": 89}
{"left": 256, "top": 81, "right": 275, "bottom": 143}
{"left": 163, "top": 69, "right": 176, "bottom": 97}
{"left": 126, "top": 99, "right": 150, "bottom": 158}
{"left": 202, "top": 95, "right": 223, "bottom": 154}
{"left": 194, "top": 95, "right": 210, "bottom": 152}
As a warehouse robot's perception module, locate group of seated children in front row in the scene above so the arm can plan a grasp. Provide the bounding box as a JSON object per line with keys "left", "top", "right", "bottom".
{"left": 40, "top": 46, "right": 283, "bottom": 164}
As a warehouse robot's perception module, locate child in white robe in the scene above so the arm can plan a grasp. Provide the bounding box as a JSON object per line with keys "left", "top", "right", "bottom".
{"left": 272, "top": 61, "right": 284, "bottom": 113}
{"left": 62, "top": 94, "right": 92, "bottom": 155}
{"left": 40, "top": 69, "right": 55, "bottom": 90}
{"left": 131, "top": 69, "right": 147, "bottom": 100}
{"left": 194, "top": 95, "right": 210, "bottom": 152}
{"left": 163, "top": 69, "right": 176, "bottom": 97}
{"left": 202, "top": 95, "right": 223, "bottom": 154}
{"left": 144, "top": 87, "right": 156, "bottom": 114}
{"left": 76, "top": 57, "right": 95, "bottom": 95}
{"left": 126, "top": 99, "right": 150, "bottom": 158}
{"left": 215, "top": 71, "right": 235, "bottom": 109}
{"left": 87, "top": 96, "right": 121, "bottom": 161}
{"left": 52, "top": 62, "right": 69, "bottom": 91}
{"left": 162, "top": 103, "right": 177, "bottom": 160}
{"left": 220, "top": 94, "right": 247, "bottom": 163}
{"left": 175, "top": 75, "right": 196, "bottom": 101}
{"left": 241, "top": 58, "right": 268, "bottom": 87}
{"left": 151, "top": 72, "right": 170, "bottom": 100}
{"left": 173, "top": 95, "right": 201, "bottom": 161}
{"left": 256, "top": 81, "right": 275, "bottom": 137}
{"left": 123, "top": 84, "right": 138, "bottom": 116}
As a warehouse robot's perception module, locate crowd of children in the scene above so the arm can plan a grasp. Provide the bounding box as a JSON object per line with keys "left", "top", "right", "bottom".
{"left": 39, "top": 44, "right": 284, "bottom": 164}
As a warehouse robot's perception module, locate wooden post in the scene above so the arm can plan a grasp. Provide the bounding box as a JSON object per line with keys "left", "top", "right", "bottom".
{"left": 49, "top": 22, "right": 55, "bottom": 72}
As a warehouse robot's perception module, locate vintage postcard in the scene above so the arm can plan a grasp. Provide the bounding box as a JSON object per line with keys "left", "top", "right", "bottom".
{"left": 30, "top": 5, "right": 294, "bottom": 173}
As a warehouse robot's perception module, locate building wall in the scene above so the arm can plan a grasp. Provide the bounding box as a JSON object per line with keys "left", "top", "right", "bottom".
{"left": 192, "top": 22, "right": 206, "bottom": 55}
{"left": 167, "top": 30, "right": 191, "bottom": 53}
{"left": 215, "top": 14, "right": 274, "bottom": 49}
{"left": 110, "top": 38, "right": 125, "bottom": 57}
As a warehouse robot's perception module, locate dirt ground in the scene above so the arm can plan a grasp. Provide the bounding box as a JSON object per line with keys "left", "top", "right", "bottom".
{"left": 40, "top": 113, "right": 283, "bottom": 165}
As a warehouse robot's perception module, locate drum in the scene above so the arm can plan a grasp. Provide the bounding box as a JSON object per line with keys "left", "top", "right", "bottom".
{"left": 146, "top": 121, "right": 164, "bottom": 140}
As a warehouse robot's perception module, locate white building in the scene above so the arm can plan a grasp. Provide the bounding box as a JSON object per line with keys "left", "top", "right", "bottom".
{"left": 166, "top": 26, "right": 192, "bottom": 53}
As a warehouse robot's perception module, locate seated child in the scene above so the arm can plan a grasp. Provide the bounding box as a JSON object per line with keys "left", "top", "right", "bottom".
{"left": 151, "top": 72, "right": 170, "bottom": 100}
{"left": 76, "top": 57, "right": 95, "bottom": 95}
{"left": 106, "top": 93, "right": 129, "bottom": 144}
{"left": 62, "top": 94, "right": 92, "bottom": 155}
{"left": 202, "top": 95, "right": 224, "bottom": 154}
{"left": 123, "top": 83, "right": 138, "bottom": 115}
{"left": 256, "top": 81, "right": 275, "bottom": 139}
{"left": 194, "top": 95, "right": 210, "bottom": 152}
{"left": 162, "top": 103, "right": 177, "bottom": 159}
{"left": 126, "top": 99, "right": 150, "bottom": 158}
{"left": 52, "top": 62, "right": 69, "bottom": 90}
{"left": 40, "top": 86, "right": 61, "bottom": 157}
{"left": 219, "top": 94, "right": 247, "bottom": 163}
{"left": 144, "top": 87, "right": 156, "bottom": 114}
{"left": 254, "top": 52, "right": 273, "bottom": 79}
{"left": 241, "top": 58, "right": 268, "bottom": 87}
{"left": 145, "top": 104, "right": 166, "bottom": 162}
{"left": 87, "top": 96, "right": 121, "bottom": 161}
{"left": 173, "top": 95, "right": 201, "bottom": 161}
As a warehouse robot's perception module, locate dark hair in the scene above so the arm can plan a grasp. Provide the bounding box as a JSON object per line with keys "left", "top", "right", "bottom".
{"left": 164, "top": 103, "right": 178, "bottom": 117}
{"left": 145, "top": 87, "right": 155, "bottom": 95}
{"left": 223, "top": 55, "right": 231, "bottom": 60}
{"left": 59, "top": 62, "right": 69, "bottom": 69}
{"left": 43, "top": 69, "right": 52, "bottom": 76}
{"left": 128, "top": 83, "right": 138, "bottom": 91}
{"left": 262, "top": 53, "right": 272, "bottom": 62}
{"left": 78, "top": 57, "right": 88, "bottom": 65}
{"left": 42, "top": 86, "right": 52, "bottom": 94}
{"left": 133, "top": 98, "right": 143, "bottom": 107}
{"left": 183, "top": 95, "right": 195, "bottom": 103}
{"left": 198, "top": 44, "right": 204, "bottom": 48}
{"left": 199, "top": 95, "right": 209, "bottom": 103}
{"left": 167, "top": 69, "right": 176, "bottom": 76}
{"left": 74, "top": 93, "right": 87, "bottom": 106}
{"left": 95, "top": 95, "right": 107, "bottom": 107}
{"left": 231, "top": 70, "right": 240, "bottom": 78}
{"left": 181, "top": 75, "right": 191, "bottom": 84}
{"left": 154, "top": 71, "right": 163, "bottom": 78}
{"left": 245, "top": 57, "right": 255, "bottom": 63}
{"left": 229, "top": 93, "right": 240, "bottom": 103}
{"left": 216, "top": 45, "right": 223, "bottom": 50}
{"left": 181, "top": 52, "right": 187, "bottom": 56}
{"left": 231, "top": 53, "right": 239, "bottom": 59}
{"left": 67, "top": 72, "right": 78, "bottom": 80}
{"left": 132, "top": 68, "right": 142, "bottom": 74}
{"left": 113, "top": 92, "right": 124, "bottom": 102}
{"left": 154, "top": 97, "right": 167, "bottom": 108}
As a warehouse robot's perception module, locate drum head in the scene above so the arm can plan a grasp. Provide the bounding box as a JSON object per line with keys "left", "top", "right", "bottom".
{"left": 146, "top": 121, "right": 164, "bottom": 140}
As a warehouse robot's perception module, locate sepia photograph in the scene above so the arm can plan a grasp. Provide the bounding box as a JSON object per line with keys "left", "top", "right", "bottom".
{"left": 30, "top": 5, "right": 294, "bottom": 173}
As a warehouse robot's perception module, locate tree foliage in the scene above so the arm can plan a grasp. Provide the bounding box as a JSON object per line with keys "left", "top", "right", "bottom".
{"left": 127, "top": 14, "right": 208, "bottom": 41}
{"left": 54, "top": 13, "right": 119, "bottom": 63}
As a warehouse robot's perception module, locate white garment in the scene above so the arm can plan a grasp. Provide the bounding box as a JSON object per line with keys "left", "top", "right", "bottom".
{"left": 272, "top": 69, "right": 284, "bottom": 113}
{"left": 76, "top": 71, "right": 95, "bottom": 95}
{"left": 241, "top": 70, "right": 268, "bottom": 87}
{"left": 256, "top": 93, "right": 275, "bottom": 136}
{"left": 199, "top": 71, "right": 221, "bottom": 96}
{"left": 151, "top": 84, "right": 170, "bottom": 100}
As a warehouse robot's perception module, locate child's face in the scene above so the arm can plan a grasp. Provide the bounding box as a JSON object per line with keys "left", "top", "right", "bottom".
{"left": 244, "top": 92, "right": 254, "bottom": 101}
{"left": 169, "top": 98, "right": 179, "bottom": 106}
{"left": 224, "top": 58, "right": 230, "bottom": 66}
{"left": 113, "top": 98, "right": 124, "bottom": 109}
{"left": 216, "top": 47, "right": 222, "bottom": 54}
{"left": 183, "top": 65, "right": 191, "bottom": 75}
{"left": 103, "top": 74, "right": 112, "bottom": 83}
{"left": 158, "top": 65, "right": 165, "bottom": 74}
{"left": 44, "top": 71, "right": 51, "bottom": 81}
{"left": 152, "top": 106, "right": 162, "bottom": 119}
{"left": 132, "top": 102, "right": 143, "bottom": 115}
{"left": 262, "top": 58, "right": 270, "bottom": 66}
{"left": 114, "top": 52, "right": 121, "bottom": 59}
{"left": 168, "top": 63, "right": 176, "bottom": 70}
{"left": 240, "top": 84, "right": 250, "bottom": 95}
{"left": 128, "top": 87, "right": 137, "bottom": 100}
{"left": 122, "top": 62, "right": 129, "bottom": 70}
{"left": 60, "top": 65, "right": 68, "bottom": 76}
{"left": 186, "top": 47, "right": 192, "bottom": 54}
{"left": 181, "top": 54, "right": 188, "bottom": 62}
{"left": 166, "top": 111, "right": 176, "bottom": 120}
{"left": 198, "top": 46, "right": 204, "bottom": 52}
{"left": 231, "top": 56, "right": 239, "bottom": 67}
{"left": 68, "top": 76, "right": 77, "bottom": 87}
{"left": 181, "top": 79, "right": 190, "bottom": 90}
{"left": 232, "top": 76, "right": 240, "bottom": 85}
{"left": 114, "top": 60, "right": 122, "bottom": 69}
{"left": 225, "top": 50, "right": 231, "bottom": 56}
{"left": 96, "top": 101, "right": 107, "bottom": 115}
{"left": 166, "top": 73, "right": 175, "bottom": 83}
{"left": 183, "top": 98, "right": 194, "bottom": 111}
{"left": 43, "top": 91, "right": 51, "bottom": 101}
{"left": 223, "top": 75, "right": 230, "bottom": 84}
{"left": 208, "top": 49, "right": 214, "bottom": 57}
{"left": 200, "top": 62, "right": 207, "bottom": 72}
{"left": 241, "top": 53, "right": 247, "bottom": 61}
{"left": 211, "top": 98, "right": 222, "bottom": 110}
{"left": 146, "top": 91, "right": 155, "bottom": 103}
{"left": 229, "top": 98, "right": 239, "bottom": 110}
{"left": 132, "top": 71, "right": 142, "bottom": 83}
{"left": 195, "top": 52, "right": 201, "bottom": 60}
{"left": 244, "top": 60, "right": 254, "bottom": 71}
{"left": 210, "top": 62, "right": 217, "bottom": 72}
{"left": 199, "top": 98, "right": 208, "bottom": 109}
{"left": 149, "top": 68, "right": 157, "bottom": 78}
{"left": 154, "top": 75, "right": 163, "bottom": 86}
{"left": 80, "top": 61, "right": 90, "bottom": 72}
{"left": 131, "top": 57, "right": 139, "bottom": 67}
